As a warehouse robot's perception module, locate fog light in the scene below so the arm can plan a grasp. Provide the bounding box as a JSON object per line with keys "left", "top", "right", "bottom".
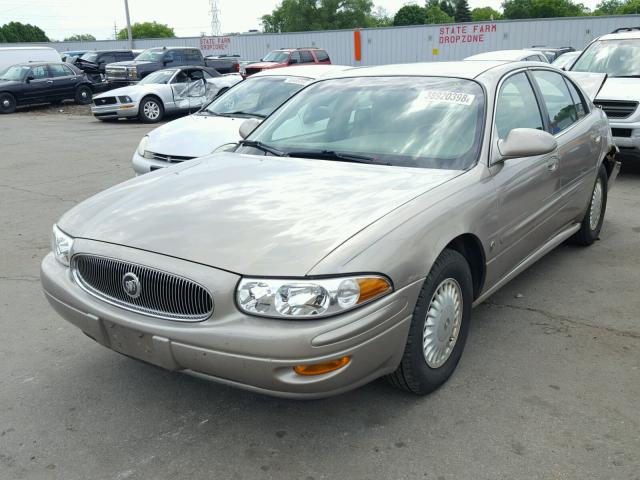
{"left": 293, "top": 356, "right": 350, "bottom": 376}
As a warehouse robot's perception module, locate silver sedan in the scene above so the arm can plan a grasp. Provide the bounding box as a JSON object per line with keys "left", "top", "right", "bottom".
{"left": 42, "top": 60, "right": 619, "bottom": 398}
{"left": 91, "top": 66, "right": 242, "bottom": 123}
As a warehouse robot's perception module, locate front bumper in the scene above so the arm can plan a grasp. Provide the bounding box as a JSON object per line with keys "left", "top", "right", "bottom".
{"left": 40, "top": 241, "right": 420, "bottom": 399}
{"left": 609, "top": 121, "right": 640, "bottom": 157}
{"left": 91, "top": 102, "right": 139, "bottom": 119}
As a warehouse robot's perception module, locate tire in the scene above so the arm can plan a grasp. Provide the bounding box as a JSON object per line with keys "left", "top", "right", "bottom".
{"left": 138, "top": 96, "right": 164, "bottom": 123}
{"left": 386, "top": 249, "right": 473, "bottom": 395}
{"left": 571, "top": 164, "right": 608, "bottom": 246}
{"left": 0, "top": 93, "right": 17, "bottom": 114}
{"left": 74, "top": 85, "right": 92, "bottom": 105}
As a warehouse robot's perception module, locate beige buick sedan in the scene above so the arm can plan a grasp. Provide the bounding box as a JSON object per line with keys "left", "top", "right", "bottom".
{"left": 41, "top": 61, "right": 619, "bottom": 398}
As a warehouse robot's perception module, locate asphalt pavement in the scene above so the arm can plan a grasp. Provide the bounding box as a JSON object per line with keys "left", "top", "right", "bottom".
{"left": 0, "top": 110, "right": 638, "bottom": 480}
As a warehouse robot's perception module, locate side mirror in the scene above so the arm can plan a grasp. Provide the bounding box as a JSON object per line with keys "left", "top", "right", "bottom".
{"left": 239, "top": 118, "right": 262, "bottom": 139}
{"left": 26, "top": 75, "right": 35, "bottom": 83}
{"left": 497, "top": 128, "right": 557, "bottom": 160}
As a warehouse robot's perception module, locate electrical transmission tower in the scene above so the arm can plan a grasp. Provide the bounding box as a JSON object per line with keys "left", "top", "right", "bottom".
{"left": 209, "top": 0, "right": 221, "bottom": 36}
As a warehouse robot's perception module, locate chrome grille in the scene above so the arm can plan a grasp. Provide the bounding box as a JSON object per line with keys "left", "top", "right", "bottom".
{"left": 73, "top": 255, "right": 213, "bottom": 321}
{"left": 106, "top": 67, "right": 128, "bottom": 79}
{"left": 143, "top": 151, "right": 195, "bottom": 164}
{"left": 594, "top": 100, "right": 638, "bottom": 119}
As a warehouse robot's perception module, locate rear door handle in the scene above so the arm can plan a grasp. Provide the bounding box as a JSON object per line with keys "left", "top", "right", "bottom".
{"left": 547, "top": 156, "right": 559, "bottom": 172}
{"left": 46, "top": 80, "right": 53, "bottom": 84}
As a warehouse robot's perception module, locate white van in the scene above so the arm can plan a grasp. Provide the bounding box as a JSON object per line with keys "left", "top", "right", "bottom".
{"left": 0, "top": 46, "right": 61, "bottom": 73}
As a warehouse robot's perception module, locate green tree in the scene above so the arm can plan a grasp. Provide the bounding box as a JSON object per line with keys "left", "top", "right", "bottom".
{"left": 593, "top": 0, "right": 623, "bottom": 14}
{"left": 502, "top": 0, "right": 588, "bottom": 18}
{"left": 425, "top": 5, "right": 455, "bottom": 23}
{"left": 454, "top": 0, "right": 472, "bottom": 21}
{"left": 64, "top": 33, "right": 96, "bottom": 42}
{"left": 471, "top": 6, "right": 502, "bottom": 20}
{"left": 436, "top": 0, "right": 457, "bottom": 17}
{"left": 262, "top": 0, "right": 381, "bottom": 33}
{"left": 117, "top": 21, "right": 175, "bottom": 40}
{"left": 0, "top": 22, "right": 49, "bottom": 42}
{"left": 393, "top": 4, "right": 427, "bottom": 26}
{"left": 618, "top": 0, "right": 640, "bottom": 13}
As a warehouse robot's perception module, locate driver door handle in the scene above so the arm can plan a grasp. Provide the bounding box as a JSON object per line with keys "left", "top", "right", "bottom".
{"left": 46, "top": 80, "right": 53, "bottom": 84}
{"left": 547, "top": 156, "right": 559, "bottom": 172}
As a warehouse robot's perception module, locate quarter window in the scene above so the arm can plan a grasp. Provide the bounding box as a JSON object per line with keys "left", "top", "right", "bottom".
{"left": 564, "top": 78, "right": 587, "bottom": 119}
{"left": 495, "top": 73, "right": 544, "bottom": 139}
{"left": 532, "top": 70, "right": 579, "bottom": 134}
{"left": 315, "top": 50, "right": 330, "bottom": 62}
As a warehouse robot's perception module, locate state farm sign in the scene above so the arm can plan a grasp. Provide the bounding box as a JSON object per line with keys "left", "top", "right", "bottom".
{"left": 439, "top": 23, "right": 497, "bottom": 44}
{"left": 200, "top": 36, "right": 231, "bottom": 51}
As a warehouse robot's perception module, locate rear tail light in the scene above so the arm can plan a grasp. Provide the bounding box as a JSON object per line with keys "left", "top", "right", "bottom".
{"left": 234, "top": 63, "right": 240, "bottom": 72}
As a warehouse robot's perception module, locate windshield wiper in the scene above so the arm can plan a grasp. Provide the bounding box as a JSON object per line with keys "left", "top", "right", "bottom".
{"left": 238, "top": 140, "right": 285, "bottom": 156}
{"left": 285, "top": 149, "right": 390, "bottom": 165}
{"left": 612, "top": 75, "right": 640, "bottom": 78}
{"left": 216, "top": 110, "right": 266, "bottom": 118}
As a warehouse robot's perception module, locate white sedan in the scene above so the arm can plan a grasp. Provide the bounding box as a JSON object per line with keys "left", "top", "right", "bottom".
{"left": 132, "top": 64, "right": 350, "bottom": 174}
{"left": 91, "top": 66, "right": 242, "bottom": 123}
{"left": 465, "top": 50, "right": 550, "bottom": 63}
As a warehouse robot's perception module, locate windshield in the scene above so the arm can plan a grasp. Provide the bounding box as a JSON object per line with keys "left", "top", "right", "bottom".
{"left": 262, "top": 51, "right": 290, "bottom": 63}
{"left": 552, "top": 52, "right": 579, "bottom": 69}
{"left": 203, "top": 75, "right": 310, "bottom": 117}
{"left": 79, "top": 52, "right": 98, "bottom": 62}
{"left": 572, "top": 39, "right": 640, "bottom": 77}
{"left": 0, "top": 65, "right": 30, "bottom": 81}
{"left": 135, "top": 49, "right": 164, "bottom": 62}
{"left": 138, "top": 69, "right": 176, "bottom": 85}
{"left": 241, "top": 76, "right": 485, "bottom": 170}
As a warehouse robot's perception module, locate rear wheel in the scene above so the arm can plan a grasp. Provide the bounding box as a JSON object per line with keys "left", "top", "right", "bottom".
{"left": 0, "top": 93, "right": 17, "bottom": 114}
{"left": 74, "top": 85, "right": 92, "bottom": 105}
{"left": 386, "top": 249, "right": 473, "bottom": 395}
{"left": 138, "top": 96, "right": 164, "bottom": 123}
{"left": 571, "top": 164, "right": 608, "bottom": 246}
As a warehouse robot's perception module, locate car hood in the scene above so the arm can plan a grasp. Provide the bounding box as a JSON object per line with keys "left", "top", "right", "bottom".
{"left": 93, "top": 85, "right": 147, "bottom": 100}
{"left": 594, "top": 76, "right": 640, "bottom": 102}
{"left": 246, "top": 62, "right": 282, "bottom": 69}
{"left": 0, "top": 80, "right": 22, "bottom": 88}
{"left": 146, "top": 113, "right": 243, "bottom": 157}
{"left": 59, "top": 154, "right": 460, "bottom": 276}
{"left": 108, "top": 60, "right": 155, "bottom": 68}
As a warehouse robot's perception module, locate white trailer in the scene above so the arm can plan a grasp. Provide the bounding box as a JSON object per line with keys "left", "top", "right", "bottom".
{"left": 0, "top": 47, "right": 61, "bottom": 73}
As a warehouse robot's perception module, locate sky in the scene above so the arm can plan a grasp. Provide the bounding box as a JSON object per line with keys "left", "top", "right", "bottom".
{"left": 0, "top": 0, "right": 603, "bottom": 41}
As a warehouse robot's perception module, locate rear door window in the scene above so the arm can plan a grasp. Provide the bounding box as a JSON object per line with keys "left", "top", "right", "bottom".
{"left": 30, "top": 65, "right": 50, "bottom": 79}
{"left": 50, "top": 64, "right": 72, "bottom": 77}
{"left": 289, "top": 52, "right": 301, "bottom": 64}
{"left": 299, "top": 50, "right": 314, "bottom": 63}
{"left": 532, "top": 70, "right": 579, "bottom": 134}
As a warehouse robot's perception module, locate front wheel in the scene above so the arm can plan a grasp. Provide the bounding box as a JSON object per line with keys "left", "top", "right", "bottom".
{"left": 0, "top": 93, "right": 17, "bottom": 114}
{"left": 138, "top": 96, "right": 164, "bottom": 123}
{"left": 74, "top": 85, "right": 93, "bottom": 105}
{"left": 386, "top": 249, "right": 473, "bottom": 395}
{"left": 571, "top": 164, "right": 608, "bottom": 246}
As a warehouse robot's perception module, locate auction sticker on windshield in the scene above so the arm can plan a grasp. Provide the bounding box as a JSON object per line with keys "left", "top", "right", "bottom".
{"left": 421, "top": 91, "right": 475, "bottom": 105}
{"left": 284, "top": 77, "right": 311, "bottom": 85}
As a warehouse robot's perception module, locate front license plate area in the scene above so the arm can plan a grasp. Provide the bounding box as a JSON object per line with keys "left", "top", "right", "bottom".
{"left": 104, "top": 321, "right": 155, "bottom": 362}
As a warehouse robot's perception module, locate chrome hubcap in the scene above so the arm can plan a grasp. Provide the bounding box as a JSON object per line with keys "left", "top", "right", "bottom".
{"left": 422, "top": 278, "right": 463, "bottom": 368}
{"left": 81, "top": 90, "right": 88, "bottom": 99}
{"left": 2, "top": 99, "right": 9, "bottom": 107}
{"left": 144, "top": 101, "right": 160, "bottom": 119}
{"left": 589, "top": 178, "right": 603, "bottom": 231}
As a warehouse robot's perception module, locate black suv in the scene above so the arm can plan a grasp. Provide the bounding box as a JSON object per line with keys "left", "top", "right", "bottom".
{"left": 73, "top": 50, "right": 134, "bottom": 81}
{"left": 0, "top": 62, "right": 95, "bottom": 113}
{"left": 105, "top": 47, "right": 204, "bottom": 84}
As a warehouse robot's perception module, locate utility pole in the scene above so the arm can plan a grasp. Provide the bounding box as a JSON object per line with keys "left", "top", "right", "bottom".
{"left": 124, "top": 0, "right": 133, "bottom": 48}
{"left": 113, "top": 22, "right": 118, "bottom": 40}
{"left": 209, "top": 0, "right": 221, "bottom": 36}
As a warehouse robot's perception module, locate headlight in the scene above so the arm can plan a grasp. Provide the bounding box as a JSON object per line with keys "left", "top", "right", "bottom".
{"left": 118, "top": 95, "right": 133, "bottom": 103}
{"left": 137, "top": 135, "right": 149, "bottom": 156}
{"left": 52, "top": 224, "right": 73, "bottom": 266}
{"left": 236, "top": 275, "right": 392, "bottom": 318}
{"left": 128, "top": 66, "right": 137, "bottom": 78}
{"left": 212, "top": 143, "right": 238, "bottom": 153}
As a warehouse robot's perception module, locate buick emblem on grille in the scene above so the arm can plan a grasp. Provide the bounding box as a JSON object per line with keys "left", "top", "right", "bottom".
{"left": 122, "top": 272, "right": 141, "bottom": 299}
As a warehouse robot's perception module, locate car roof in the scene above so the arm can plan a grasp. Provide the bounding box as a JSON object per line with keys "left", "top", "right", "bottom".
{"left": 148, "top": 46, "right": 199, "bottom": 51}
{"left": 530, "top": 46, "right": 572, "bottom": 52}
{"left": 276, "top": 47, "right": 324, "bottom": 51}
{"left": 252, "top": 64, "right": 352, "bottom": 79}
{"left": 326, "top": 61, "right": 510, "bottom": 80}
{"left": 598, "top": 30, "right": 640, "bottom": 40}
{"left": 465, "top": 50, "right": 544, "bottom": 61}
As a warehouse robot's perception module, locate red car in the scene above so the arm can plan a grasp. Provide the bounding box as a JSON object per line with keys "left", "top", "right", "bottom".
{"left": 243, "top": 48, "right": 331, "bottom": 76}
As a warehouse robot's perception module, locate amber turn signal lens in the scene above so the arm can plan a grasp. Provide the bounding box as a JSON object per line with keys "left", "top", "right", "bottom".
{"left": 293, "top": 356, "right": 351, "bottom": 376}
{"left": 356, "top": 277, "right": 392, "bottom": 304}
